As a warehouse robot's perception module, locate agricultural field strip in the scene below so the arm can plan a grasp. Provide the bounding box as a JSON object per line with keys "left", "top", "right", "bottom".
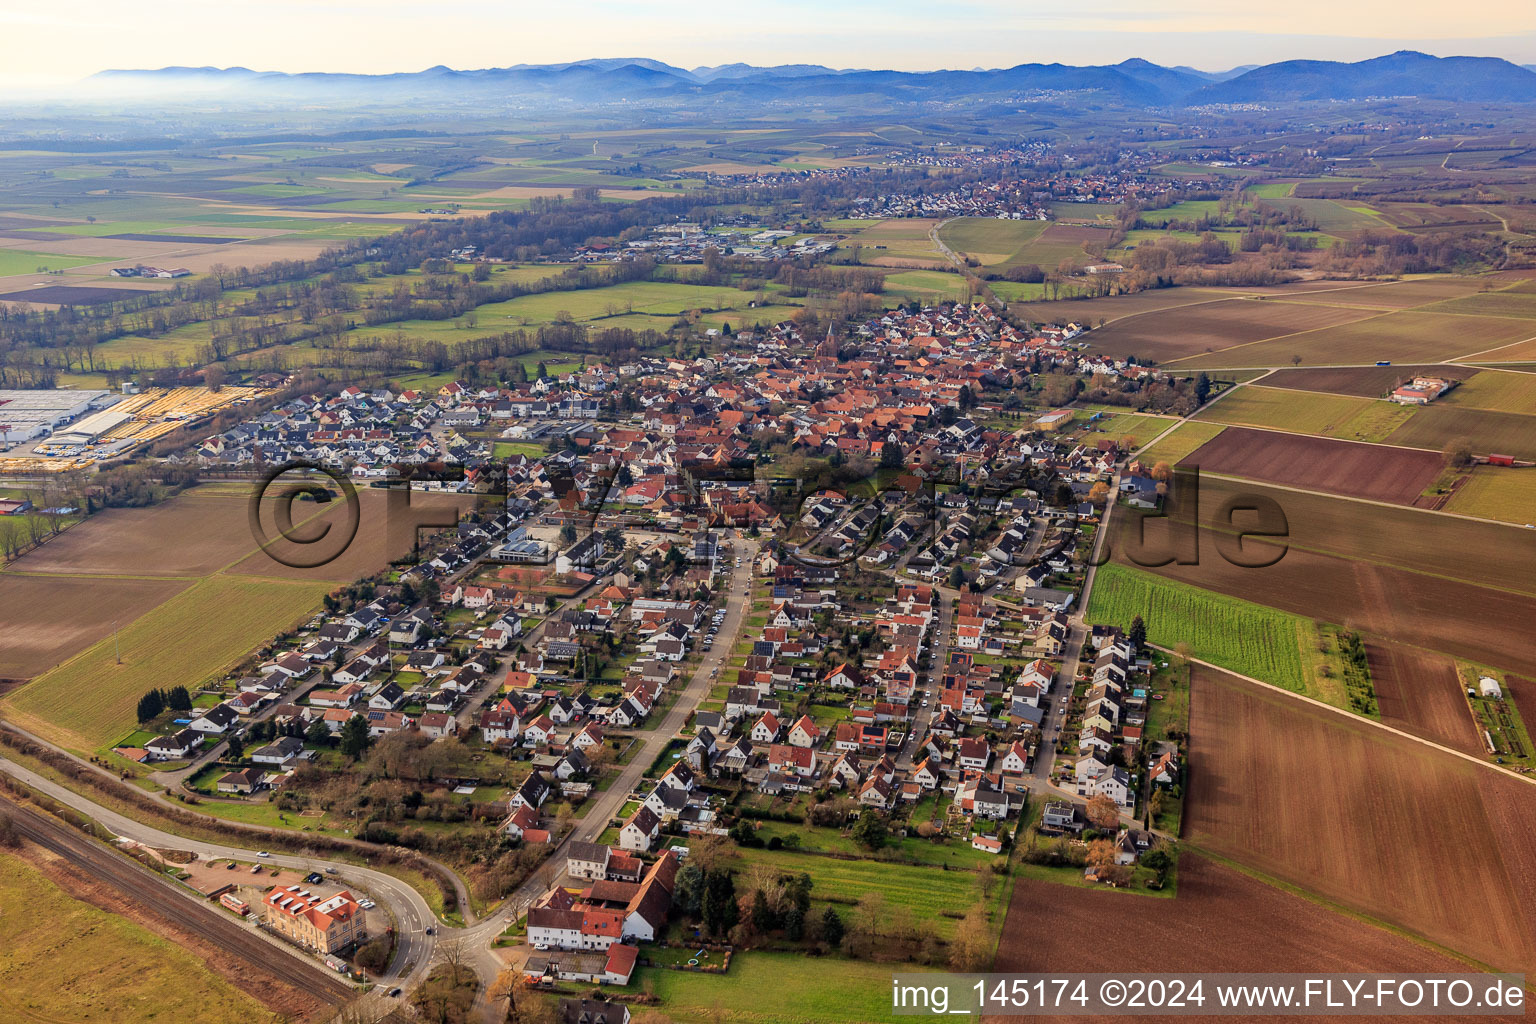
{"left": 1191, "top": 385, "right": 1450, "bottom": 449}
{"left": 1249, "top": 290, "right": 1536, "bottom": 320}
{"left": 1173, "top": 843, "right": 1516, "bottom": 973}
{"left": 1172, "top": 469, "right": 1536, "bottom": 598}
{"left": 0, "top": 211, "right": 375, "bottom": 277}
{"left": 1067, "top": 278, "right": 1484, "bottom": 334}
{"left": 1164, "top": 306, "right": 1536, "bottom": 367}
{"left": 1088, "top": 500, "right": 1536, "bottom": 784}
{"left": 0, "top": 569, "right": 206, "bottom": 581}
{"left": 3, "top": 573, "right": 334, "bottom": 752}
{"left": 8, "top": 492, "right": 339, "bottom": 583}
{"left": 1171, "top": 653, "right": 1536, "bottom": 791}
{"left": 1454, "top": 332, "right": 1536, "bottom": 362}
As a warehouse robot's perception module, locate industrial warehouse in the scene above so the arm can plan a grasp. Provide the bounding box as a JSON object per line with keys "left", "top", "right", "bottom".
{"left": 0, "top": 386, "right": 262, "bottom": 467}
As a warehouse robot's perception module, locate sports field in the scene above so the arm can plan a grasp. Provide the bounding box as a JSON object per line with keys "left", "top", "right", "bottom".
{"left": 1084, "top": 413, "right": 1174, "bottom": 448}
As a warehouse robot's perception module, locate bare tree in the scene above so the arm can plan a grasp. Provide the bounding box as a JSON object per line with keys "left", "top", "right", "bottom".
{"left": 433, "top": 937, "right": 472, "bottom": 985}
{"left": 948, "top": 905, "right": 992, "bottom": 971}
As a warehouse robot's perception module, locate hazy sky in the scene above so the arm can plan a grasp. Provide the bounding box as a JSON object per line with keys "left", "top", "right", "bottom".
{"left": 3, "top": 0, "right": 1535, "bottom": 87}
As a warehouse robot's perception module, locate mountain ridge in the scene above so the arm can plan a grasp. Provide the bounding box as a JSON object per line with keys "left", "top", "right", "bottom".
{"left": 84, "top": 51, "right": 1536, "bottom": 106}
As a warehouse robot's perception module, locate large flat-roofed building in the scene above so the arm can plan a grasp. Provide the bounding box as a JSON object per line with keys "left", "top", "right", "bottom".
{"left": 263, "top": 885, "right": 365, "bottom": 953}
{"left": 0, "top": 389, "right": 116, "bottom": 442}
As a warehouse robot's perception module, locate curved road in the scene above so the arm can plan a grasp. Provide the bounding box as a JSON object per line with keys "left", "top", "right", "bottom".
{"left": 0, "top": 753, "right": 439, "bottom": 1013}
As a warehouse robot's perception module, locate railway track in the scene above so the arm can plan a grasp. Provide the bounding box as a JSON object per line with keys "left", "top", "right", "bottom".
{"left": 1, "top": 794, "right": 355, "bottom": 1004}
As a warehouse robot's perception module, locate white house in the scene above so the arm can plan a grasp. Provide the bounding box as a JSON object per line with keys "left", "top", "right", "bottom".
{"left": 619, "top": 806, "right": 661, "bottom": 852}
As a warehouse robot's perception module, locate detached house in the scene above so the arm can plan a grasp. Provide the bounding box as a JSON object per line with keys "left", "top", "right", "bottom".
{"left": 767, "top": 743, "right": 817, "bottom": 778}
{"left": 619, "top": 806, "right": 661, "bottom": 852}
{"left": 749, "top": 711, "right": 782, "bottom": 744}
{"left": 189, "top": 703, "right": 238, "bottom": 736}
{"left": 787, "top": 715, "right": 821, "bottom": 748}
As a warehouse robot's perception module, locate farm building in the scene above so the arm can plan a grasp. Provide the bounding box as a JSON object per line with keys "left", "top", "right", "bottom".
{"left": 1478, "top": 676, "right": 1503, "bottom": 699}
{"left": 1389, "top": 377, "right": 1453, "bottom": 405}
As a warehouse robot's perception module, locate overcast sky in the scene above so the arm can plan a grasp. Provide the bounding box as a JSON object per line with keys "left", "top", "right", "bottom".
{"left": 2, "top": 0, "right": 1534, "bottom": 87}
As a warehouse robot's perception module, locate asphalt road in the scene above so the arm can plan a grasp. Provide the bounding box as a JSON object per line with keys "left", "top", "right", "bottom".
{"left": 0, "top": 755, "right": 440, "bottom": 991}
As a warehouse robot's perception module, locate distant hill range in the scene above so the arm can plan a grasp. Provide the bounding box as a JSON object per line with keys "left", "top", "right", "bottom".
{"left": 86, "top": 51, "right": 1536, "bottom": 107}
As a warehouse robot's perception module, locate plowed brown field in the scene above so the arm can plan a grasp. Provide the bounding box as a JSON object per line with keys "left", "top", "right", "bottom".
{"left": 0, "top": 574, "right": 191, "bottom": 679}
{"left": 1511, "top": 677, "right": 1536, "bottom": 748}
{"left": 1366, "top": 642, "right": 1483, "bottom": 755}
{"left": 1132, "top": 542, "right": 1536, "bottom": 678}
{"left": 1081, "top": 298, "right": 1375, "bottom": 363}
{"left": 1183, "top": 426, "right": 1444, "bottom": 505}
{"left": 1111, "top": 476, "right": 1536, "bottom": 675}
{"left": 11, "top": 486, "right": 260, "bottom": 576}
{"left": 992, "top": 855, "right": 1522, "bottom": 1024}
{"left": 230, "top": 488, "right": 475, "bottom": 583}
{"left": 1261, "top": 364, "right": 1481, "bottom": 397}
{"left": 1186, "top": 666, "right": 1536, "bottom": 976}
